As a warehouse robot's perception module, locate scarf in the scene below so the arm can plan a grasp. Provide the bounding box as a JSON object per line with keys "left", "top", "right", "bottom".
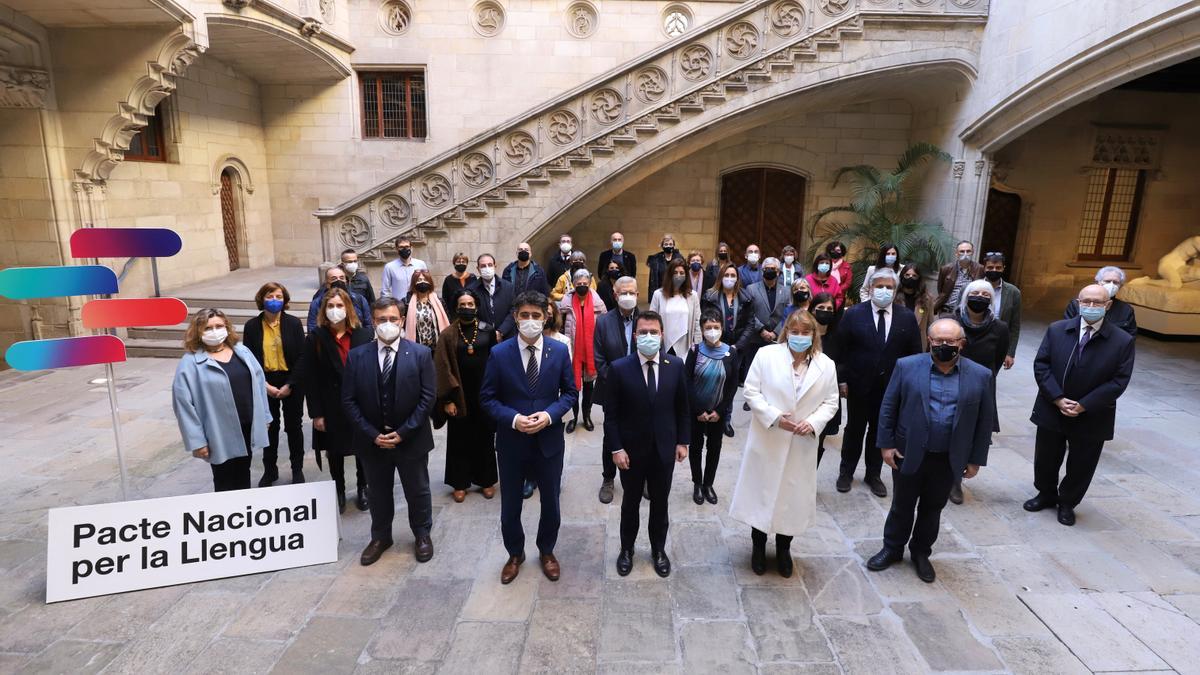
{"left": 692, "top": 346, "right": 728, "bottom": 412}
{"left": 698, "top": 340, "right": 730, "bottom": 359}
{"left": 570, "top": 290, "right": 597, "bottom": 388}
{"left": 959, "top": 306, "right": 995, "bottom": 331}
{"left": 405, "top": 293, "right": 450, "bottom": 337}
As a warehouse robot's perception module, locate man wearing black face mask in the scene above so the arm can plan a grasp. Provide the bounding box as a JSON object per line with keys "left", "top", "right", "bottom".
{"left": 867, "top": 319, "right": 994, "bottom": 583}
{"left": 982, "top": 253, "right": 1021, "bottom": 370}
{"left": 743, "top": 257, "right": 789, "bottom": 389}
{"left": 503, "top": 241, "right": 551, "bottom": 297}
{"left": 381, "top": 237, "right": 426, "bottom": 300}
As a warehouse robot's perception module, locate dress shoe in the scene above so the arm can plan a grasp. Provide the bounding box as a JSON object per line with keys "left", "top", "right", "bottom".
{"left": 598, "top": 480, "right": 614, "bottom": 504}
{"left": 414, "top": 535, "right": 434, "bottom": 563}
{"left": 291, "top": 469, "right": 305, "bottom": 484}
{"left": 912, "top": 554, "right": 936, "bottom": 582}
{"left": 864, "top": 475, "right": 888, "bottom": 498}
{"left": 652, "top": 551, "right": 671, "bottom": 578}
{"left": 724, "top": 422, "right": 735, "bottom": 438}
{"left": 452, "top": 490, "right": 467, "bottom": 503}
{"left": 481, "top": 486, "right": 496, "bottom": 499}
{"left": 703, "top": 485, "right": 718, "bottom": 505}
{"left": 743, "top": 401, "right": 751, "bottom": 412}
{"left": 360, "top": 539, "right": 392, "bottom": 566}
{"left": 1057, "top": 504, "right": 1076, "bottom": 526}
{"left": 540, "top": 553, "right": 560, "bottom": 581}
{"left": 866, "top": 548, "right": 902, "bottom": 571}
{"left": 337, "top": 491, "right": 347, "bottom": 514}
{"left": 836, "top": 473, "right": 852, "bottom": 493}
{"left": 523, "top": 479, "right": 536, "bottom": 499}
{"left": 582, "top": 416, "right": 595, "bottom": 432}
{"left": 751, "top": 540, "right": 767, "bottom": 576}
{"left": 501, "top": 554, "right": 525, "bottom": 584}
{"left": 258, "top": 467, "right": 277, "bottom": 488}
{"left": 693, "top": 483, "right": 704, "bottom": 505}
{"left": 356, "top": 486, "right": 369, "bottom": 512}
{"left": 776, "top": 542, "right": 794, "bottom": 578}
{"left": 949, "top": 482, "right": 964, "bottom": 505}
{"left": 565, "top": 418, "right": 577, "bottom": 434}
{"left": 1023, "top": 494, "right": 1058, "bottom": 512}
{"left": 616, "top": 549, "right": 634, "bottom": 577}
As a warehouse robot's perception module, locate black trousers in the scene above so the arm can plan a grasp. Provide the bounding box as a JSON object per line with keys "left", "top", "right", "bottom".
{"left": 1034, "top": 426, "right": 1105, "bottom": 507}
{"left": 328, "top": 454, "right": 366, "bottom": 492}
{"left": 571, "top": 380, "right": 595, "bottom": 419}
{"left": 882, "top": 452, "right": 954, "bottom": 557}
{"left": 211, "top": 455, "right": 251, "bottom": 492}
{"left": 841, "top": 391, "right": 883, "bottom": 479}
{"left": 601, "top": 435, "right": 616, "bottom": 481}
{"left": 444, "top": 416, "right": 497, "bottom": 490}
{"left": 264, "top": 371, "right": 304, "bottom": 473}
{"left": 689, "top": 419, "right": 724, "bottom": 486}
{"left": 619, "top": 448, "right": 674, "bottom": 553}
{"left": 498, "top": 448, "right": 564, "bottom": 556}
{"left": 361, "top": 448, "right": 433, "bottom": 542}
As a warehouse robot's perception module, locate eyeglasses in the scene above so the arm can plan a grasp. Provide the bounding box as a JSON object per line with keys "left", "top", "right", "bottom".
{"left": 1078, "top": 300, "right": 1107, "bottom": 307}
{"left": 929, "top": 339, "right": 962, "bottom": 347}
{"left": 985, "top": 251, "right": 1003, "bottom": 256}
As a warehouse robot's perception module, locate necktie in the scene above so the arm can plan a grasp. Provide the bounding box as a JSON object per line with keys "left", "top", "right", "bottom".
{"left": 877, "top": 309, "right": 887, "bottom": 342}
{"left": 623, "top": 317, "right": 632, "bottom": 355}
{"left": 526, "top": 344, "right": 539, "bottom": 391}
{"left": 645, "top": 360, "right": 657, "bottom": 401}
{"left": 1080, "top": 325, "right": 1093, "bottom": 350}
{"left": 382, "top": 345, "right": 394, "bottom": 380}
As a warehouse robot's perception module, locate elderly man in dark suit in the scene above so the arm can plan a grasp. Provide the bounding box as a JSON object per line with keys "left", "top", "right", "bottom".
{"left": 467, "top": 253, "right": 515, "bottom": 340}
{"left": 934, "top": 240, "right": 984, "bottom": 314}
{"left": 1063, "top": 265, "right": 1137, "bottom": 338}
{"left": 867, "top": 318, "right": 995, "bottom": 582}
{"left": 740, "top": 256, "right": 789, "bottom": 388}
{"left": 1025, "top": 283, "right": 1135, "bottom": 526}
{"left": 597, "top": 231, "right": 638, "bottom": 281}
{"left": 593, "top": 275, "right": 639, "bottom": 504}
{"left": 342, "top": 297, "right": 436, "bottom": 566}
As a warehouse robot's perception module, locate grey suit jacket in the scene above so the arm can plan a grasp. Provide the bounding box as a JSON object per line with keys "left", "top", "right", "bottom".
{"left": 997, "top": 281, "right": 1022, "bottom": 357}
{"left": 745, "top": 281, "right": 790, "bottom": 339}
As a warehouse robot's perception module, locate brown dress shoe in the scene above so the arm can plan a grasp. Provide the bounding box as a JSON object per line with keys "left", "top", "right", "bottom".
{"left": 414, "top": 535, "right": 433, "bottom": 563}
{"left": 481, "top": 486, "right": 496, "bottom": 499}
{"left": 360, "top": 539, "right": 392, "bottom": 566}
{"left": 501, "top": 554, "right": 525, "bottom": 584}
{"left": 540, "top": 554, "right": 561, "bottom": 581}
{"left": 452, "top": 490, "right": 466, "bottom": 503}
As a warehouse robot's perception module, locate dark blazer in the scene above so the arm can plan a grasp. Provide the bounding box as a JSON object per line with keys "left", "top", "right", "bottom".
{"left": 592, "top": 308, "right": 637, "bottom": 405}
{"left": 479, "top": 337, "right": 578, "bottom": 458}
{"left": 546, "top": 252, "right": 574, "bottom": 291}
{"left": 306, "top": 288, "right": 373, "bottom": 332}
{"left": 597, "top": 248, "right": 638, "bottom": 280}
{"left": 745, "top": 281, "right": 789, "bottom": 338}
{"left": 300, "top": 325, "right": 374, "bottom": 449}
{"left": 934, "top": 261, "right": 985, "bottom": 313}
{"left": 959, "top": 315, "right": 1010, "bottom": 376}
{"left": 341, "top": 338, "right": 436, "bottom": 454}
{"left": 1064, "top": 297, "right": 1137, "bottom": 338}
{"left": 467, "top": 277, "right": 516, "bottom": 339}
{"left": 701, "top": 288, "right": 755, "bottom": 352}
{"left": 1031, "top": 317, "right": 1135, "bottom": 442}
{"left": 684, "top": 346, "right": 739, "bottom": 417}
{"left": 836, "top": 302, "right": 923, "bottom": 397}
{"left": 646, "top": 250, "right": 681, "bottom": 297}
{"left": 877, "top": 354, "right": 995, "bottom": 478}
{"left": 502, "top": 260, "right": 551, "bottom": 297}
{"left": 442, "top": 274, "right": 477, "bottom": 312}
{"left": 996, "top": 280, "right": 1022, "bottom": 356}
{"left": 602, "top": 353, "right": 691, "bottom": 464}
{"left": 349, "top": 271, "right": 376, "bottom": 305}
{"left": 242, "top": 311, "right": 305, "bottom": 388}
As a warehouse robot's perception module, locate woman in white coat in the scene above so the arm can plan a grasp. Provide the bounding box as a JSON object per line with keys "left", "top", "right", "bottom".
{"left": 649, "top": 257, "right": 701, "bottom": 356}
{"left": 729, "top": 309, "right": 840, "bottom": 577}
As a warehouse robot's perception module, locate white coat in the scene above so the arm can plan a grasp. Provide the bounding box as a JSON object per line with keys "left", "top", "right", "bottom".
{"left": 729, "top": 344, "right": 840, "bottom": 536}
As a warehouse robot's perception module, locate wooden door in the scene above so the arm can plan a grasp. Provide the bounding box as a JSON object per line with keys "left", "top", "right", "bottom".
{"left": 718, "top": 167, "right": 805, "bottom": 262}
{"left": 219, "top": 170, "right": 241, "bottom": 271}
{"left": 980, "top": 188, "right": 1021, "bottom": 271}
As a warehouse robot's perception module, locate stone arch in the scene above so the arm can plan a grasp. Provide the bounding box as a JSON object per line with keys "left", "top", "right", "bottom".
{"left": 211, "top": 155, "right": 256, "bottom": 196}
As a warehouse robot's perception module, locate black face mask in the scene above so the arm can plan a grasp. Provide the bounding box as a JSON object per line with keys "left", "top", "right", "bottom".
{"left": 398, "top": 248, "right": 411, "bottom": 259}
{"left": 762, "top": 269, "right": 778, "bottom": 281}
{"left": 329, "top": 280, "right": 347, "bottom": 291}
{"left": 967, "top": 296, "right": 991, "bottom": 313}
{"left": 662, "top": 246, "right": 674, "bottom": 255}
{"left": 813, "top": 309, "right": 834, "bottom": 326}
{"left": 829, "top": 250, "right": 844, "bottom": 260}
{"left": 931, "top": 344, "right": 960, "bottom": 363}
{"left": 457, "top": 308, "right": 477, "bottom": 322}
{"left": 718, "top": 251, "right": 729, "bottom": 260}
{"left": 607, "top": 269, "right": 621, "bottom": 280}
{"left": 571, "top": 263, "right": 584, "bottom": 272}
{"left": 984, "top": 270, "right": 1003, "bottom": 282}
{"left": 414, "top": 282, "right": 432, "bottom": 293}
{"left": 517, "top": 251, "right": 530, "bottom": 262}
{"left": 454, "top": 263, "right": 467, "bottom": 274}
{"left": 574, "top": 285, "right": 590, "bottom": 297}
{"left": 901, "top": 276, "right": 920, "bottom": 289}
{"left": 793, "top": 292, "right": 810, "bottom": 306}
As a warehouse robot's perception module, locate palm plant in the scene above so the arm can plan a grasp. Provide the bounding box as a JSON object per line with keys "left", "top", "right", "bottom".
{"left": 806, "top": 142, "right": 955, "bottom": 297}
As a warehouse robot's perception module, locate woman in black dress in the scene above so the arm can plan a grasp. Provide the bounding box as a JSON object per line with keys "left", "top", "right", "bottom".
{"left": 442, "top": 251, "right": 476, "bottom": 310}
{"left": 809, "top": 292, "right": 842, "bottom": 466}
{"left": 434, "top": 289, "right": 498, "bottom": 502}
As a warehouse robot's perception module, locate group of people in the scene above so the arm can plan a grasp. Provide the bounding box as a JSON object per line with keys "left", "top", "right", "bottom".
{"left": 170, "top": 231, "right": 1136, "bottom": 584}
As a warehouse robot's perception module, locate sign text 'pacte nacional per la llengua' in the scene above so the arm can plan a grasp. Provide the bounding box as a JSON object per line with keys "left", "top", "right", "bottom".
{"left": 46, "top": 481, "right": 339, "bottom": 603}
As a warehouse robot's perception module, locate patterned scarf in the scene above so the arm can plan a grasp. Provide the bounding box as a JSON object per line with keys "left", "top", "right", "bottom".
{"left": 570, "top": 289, "right": 597, "bottom": 388}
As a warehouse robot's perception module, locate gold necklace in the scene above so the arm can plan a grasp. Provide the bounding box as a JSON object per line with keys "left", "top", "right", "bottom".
{"left": 458, "top": 319, "right": 479, "bottom": 355}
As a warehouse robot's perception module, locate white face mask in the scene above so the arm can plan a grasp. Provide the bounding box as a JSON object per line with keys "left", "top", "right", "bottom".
{"left": 722, "top": 277, "right": 737, "bottom": 290}
{"left": 703, "top": 328, "right": 722, "bottom": 344}
{"left": 559, "top": 241, "right": 572, "bottom": 253}
{"left": 326, "top": 306, "right": 347, "bottom": 324}
{"left": 783, "top": 255, "right": 795, "bottom": 265}
{"left": 479, "top": 265, "right": 496, "bottom": 280}
{"left": 746, "top": 253, "right": 760, "bottom": 264}
{"left": 201, "top": 327, "right": 227, "bottom": 347}
{"left": 375, "top": 321, "right": 401, "bottom": 344}
{"left": 1101, "top": 281, "right": 1119, "bottom": 298}
{"left": 617, "top": 293, "right": 637, "bottom": 311}
{"left": 343, "top": 262, "right": 358, "bottom": 276}
{"left": 519, "top": 319, "right": 543, "bottom": 340}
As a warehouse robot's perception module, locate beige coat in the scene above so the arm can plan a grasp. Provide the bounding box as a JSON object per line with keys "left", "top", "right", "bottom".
{"left": 729, "top": 344, "right": 840, "bottom": 536}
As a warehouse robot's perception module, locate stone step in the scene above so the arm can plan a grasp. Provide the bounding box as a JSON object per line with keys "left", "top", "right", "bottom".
{"left": 124, "top": 337, "right": 186, "bottom": 358}
{"left": 175, "top": 297, "right": 260, "bottom": 311}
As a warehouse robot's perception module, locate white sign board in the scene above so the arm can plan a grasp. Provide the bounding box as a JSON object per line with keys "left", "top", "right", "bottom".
{"left": 46, "top": 481, "right": 339, "bottom": 603}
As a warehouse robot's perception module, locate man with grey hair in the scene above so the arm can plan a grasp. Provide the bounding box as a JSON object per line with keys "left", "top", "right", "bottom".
{"left": 835, "top": 266, "right": 922, "bottom": 497}
{"left": 1063, "top": 266, "right": 1137, "bottom": 337}
{"left": 741, "top": 256, "right": 789, "bottom": 390}
{"left": 934, "top": 240, "right": 984, "bottom": 314}
{"left": 593, "top": 275, "right": 641, "bottom": 503}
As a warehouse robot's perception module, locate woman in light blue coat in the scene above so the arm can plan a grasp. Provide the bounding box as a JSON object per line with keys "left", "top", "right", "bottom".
{"left": 172, "top": 308, "right": 271, "bottom": 491}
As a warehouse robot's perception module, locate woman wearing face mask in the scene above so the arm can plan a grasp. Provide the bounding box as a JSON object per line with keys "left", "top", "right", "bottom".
{"left": 442, "top": 251, "right": 477, "bottom": 311}
{"left": 557, "top": 269, "right": 607, "bottom": 433}
{"left": 242, "top": 283, "right": 307, "bottom": 487}
{"left": 301, "top": 288, "right": 374, "bottom": 512}
{"left": 780, "top": 246, "right": 805, "bottom": 287}
{"left": 434, "top": 290, "right": 498, "bottom": 503}
{"left": 805, "top": 253, "right": 845, "bottom": 310}
{"left": 702, "top": 263, "right": 756, "bottom": 438}
{"left": 685, "top": 309, "right": 741, "bottom": 505}
{"left": 650, "top": 257, "right": 702, "bottom": 357}
{"left": 406, "top": 269, "right": 450, "bottom": 350}
{"left": 686, "top": 251, "right": 706, "bottom": 295}
{"left": 730, "top": 310, "right": 840, "bottom": 577}
{"left": 550, "top": 250, "right": 597, "bottom": 302}
{"left": 825, "top": 241, "right": 853, "bottom": 306}
{"left": 173, "top": 309, "right": 272, "bottom": 493}
{"left": 858, "top": 243, "right": 903, "bottom": 302}
{"left": 646, "top": 234, "right": 680, "bottom": 299}
{"left": 597, "top": 260, "right": 625, "bottom": 312}
{"left": 705, "top": 242, "right": 732, "bottom": 290}
{"left": 807, "top": 293, "right": 842, "bottom": 465}
{"left": 775, "top": 278, "right": 814, "bottom": 334}
{"left": 896, "top": 264, "right": 934, "bottom": 350}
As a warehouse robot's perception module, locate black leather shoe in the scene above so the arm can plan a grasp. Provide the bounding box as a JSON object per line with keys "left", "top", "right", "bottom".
{"left": 291, "top": 469, "right": 305, "bottom": 484}
{"left": 724, "top": 422, "right": 735, "bottom": 438}
{"left": 258, "top": 467, "right": 277, "bottom": 488}
{"left": 414, "top": 535, "right": 434, "bottom": 562}
{"left": 912, "top": 554, "right": 936, "bottom": 582}
{"left": 360, "top": 539, "right": 392, "bottom": 566}
{"left": 616, "top": 549, "right": 633, "bottom": 577}
{"left": 565, "top": 419, "right": 577, "bottom": 434}
{"left": 743, "top": 401, "right": 751, "bottom": 412}
{"left": 836, "top": 473, "right": 852, "bottom": 493}
{"left": 692, "top": 484, "right": 704, "bottom": 505}
{"left": 866, "top": 548, "right": 902, "bottom": 571}
{"left": 865, "top": 475, "right": 888, "bottom": 498}
{"left": 703, "top": 485, "right": 718, "bottom": 505}
{"left": 949, "top": 482, "right": 963, "bottom": 505}
{"left": 1023, "top": 494, "right": 1058, "bottom": 512}
{"left": 523, "top": 479, "right": 536, "bottom": 499}
{"left": 652, "top": 551, "right": 671, "bottom": 578}
{"left": 751, "top": 540, "right": 767, "bottom": 576}
{"left": 1057, "top": 504, "right": 1076, "bottom": 526}
{"left": 582, "top": 416, "right": 594, "bottom": 432}
{"left": 776, "top": 542, "right": 793, "bottom": 578}
{"left": 356, "top": 486, "right": 369, "bottom": 512}
{"left": 337, "top": 491, "right": 347, "bottom": 514}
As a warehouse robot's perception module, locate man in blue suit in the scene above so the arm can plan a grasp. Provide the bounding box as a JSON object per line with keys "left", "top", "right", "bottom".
{"left": 867, "top": 318, "right": 995, "bottom": 583}
{"left": 342, "top": 297, "right": 436, "bottom": 567}
{"left": 605, "top": 310, "right": 691, "bottom": 578}
{"left": 1025, "top": 283, "right": 1135, "bottom": 526}
{"left": 480, "top": 290, "right": 578, "bottom": 585}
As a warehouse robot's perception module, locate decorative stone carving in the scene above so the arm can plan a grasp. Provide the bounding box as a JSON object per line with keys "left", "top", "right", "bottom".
{"left": 590, "top": 88, "right": 623, "bottom": 124}
{"left": 378, "top": 194, "right": 411, "bottom": 227}
{"left": 380, "top": 0, "right": 412, "bottom": 35}
{"left": 339, "top": 215, "right": 370, "bottom": 247}
{"left": 503, "top": 131, "right": 536, "bottom": 166}
{"left": 472, "top": 1, "right": 505, "bottom": 37}
{"left": 547, "top": 110, "right": 579, "bottom": 145}
{"left": 319, "top": 0, "right": 335, "bottom": 22}
{"left": 974, "top": 159, "right": 986, "bottom": 176}
{"left": 662, "top": 4, "right": 692, "bottom": 38}
{"left": 908, "top": 0, "right": 936, "bottom": 6}
{"left": 725, "top": 21, "right": 760, "bottom": 59}
{"left": 952, "top": 161, "right": 965, "bottom": 179}
{"left": 565, "top": 2, "right": 598, "bottom": 39}
{"left": 679, "top": 44, "right": 712, "bottom": 81}
{"left": 770, "top": 1, "right": 806, "bottom": 36}
{"left": 300, "top": 19, "right": 323, "bottom": 37}
{"left": 819, "top": 0, "right": 850, "bottom": 16}
{"left": 222, "top": 0, "right": 250, "bottom": 9}
{"left": 461, "top": 152, "right": 494, "bottom": 187}
{"left": 419, "top": 173, "right": 452, "bottom": 207}
{"left": 950, "top": 0, "right": 982, "bottom": 6}
{"left": 0, "top": 66, "right": 49, "bottom": 108}
{"left": 634, "top": 66, "right": 668, "bottom": 103}
{"left": 1091, "top": 127, "right": 1164, "bottom": 169}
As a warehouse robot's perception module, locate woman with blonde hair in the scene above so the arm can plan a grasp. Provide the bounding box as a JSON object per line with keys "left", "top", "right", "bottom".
{"left": 729, "top": 309, "right": 840, "bottom": 577}
{"left": 172, "top": 308, "right": 271, "bottom": 492}
{"left": 406, "top": 268, "right": 450, "bottom": 349}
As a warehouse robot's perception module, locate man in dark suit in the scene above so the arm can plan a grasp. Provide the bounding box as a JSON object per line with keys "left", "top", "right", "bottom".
{"left": 480, "top": 290, "right": 578, "bottom": 584}
{"left": 1063, "top": 266, "right": 1137, "bottom": 338}
{"left": 340, "top": 248, "right": 376, "bottom": 304}
{"left": 467, "top": 253, "right": 515, "bottom": 340}
{"left": 605, "top": 311, "right": 691, "bottom": 578}
{"left": 934, "top": 240, "right": 985, "bottom": 314}
{"left": 867, "top": 318, "right": 995, "bottom": 582}
{"left": 503, "top": 242, "right": 551, "bottom": 297}
{"left": 982, "top": 252, "right": 1022, "bottom": 369}
{"left": 593, "top": 275, "right": 639, "bottom": 504}
{"left": 1026, "top": 283, "right": 1135, "bottom": 526}
{"left": 597, "top": 231, "right": 638, "bottom": 281}
{"left": 546, "top": 234, "right": 575, "bottom": 290}
{"left": 837, "top": 267, "right": 923, "bottom": 497}
{"left": 741, "top": 257, "right": 789, "bottom": 386}
{"left": 342, "top": 297, "right": 436, "bottom": 566}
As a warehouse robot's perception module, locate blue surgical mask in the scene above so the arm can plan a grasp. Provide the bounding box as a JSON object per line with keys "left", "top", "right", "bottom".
{"left": 1079, "top": 305, "right": 1106, "bottom": 324}
{"left": 636, "top": 333, "right": 661, "bottom": 357}
{"left": 817, "top": 263, "right": 831, "bottom": 274}
{"left": 264, "top": 299, "right": 284, "bottom": 314}
{"left": 872, "top": 287, "right": 894, "bottom": 307}
{"left": 612, "top": 241, "right": 623, "bottom": 251}
{"left": 787, "top": 334, "right": 813, "bottom": 353}
{"left": 884, "top": 254, "right": 897, "bottom": 265}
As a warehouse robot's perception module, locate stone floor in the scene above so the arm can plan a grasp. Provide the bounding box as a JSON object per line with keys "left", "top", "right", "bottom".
{"left": 1, "top": 316, "right": 1199, "bottom": 674}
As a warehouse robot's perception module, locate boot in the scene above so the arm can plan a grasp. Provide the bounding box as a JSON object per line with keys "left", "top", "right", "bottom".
{"left": 776, "top": 535, "right": 794, "bottom": 578}
{"left": 751, "top": 529, "right": 767, "bottom": 575}
{"left": 258, "top": 464, "right": 278, "bottom": 488}
{"left": 356, "top": 485, "right": 369, "bottom": 511}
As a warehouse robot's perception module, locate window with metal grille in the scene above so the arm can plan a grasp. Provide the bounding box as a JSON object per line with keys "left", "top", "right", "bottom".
{"left": 125, "top": 103, "right": 167, "bottom": 162}
{"left": 1075, "top": 168, "right": 1146, "bottom": 261}
{"left": 360, "top": 71, "right": 427, "bottom": 140}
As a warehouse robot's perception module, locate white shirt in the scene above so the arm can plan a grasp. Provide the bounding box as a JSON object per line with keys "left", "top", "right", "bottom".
{"left": 511, "top": 335, "right": 545, "bottom": 430}
{"left": 873, "top": 302, "right": 894, "bottom": 341}
{"left": 638, "top": 349, "right": 659, "bottom": 391}
{"left": 377, "top": 339, "right": 398, "bottom": 372}
{"left": 1080, "top": 317, "right": 1103, "bottom": 343}
{"left": 381, "top": 258, "right": 426, "bottom": 299}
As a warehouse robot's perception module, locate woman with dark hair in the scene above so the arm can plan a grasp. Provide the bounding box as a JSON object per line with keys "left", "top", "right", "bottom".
{"left": 597, "top": 258, "right": 625, "bottom": 311}
{"left": 825, "top": 241, "right": 853, "bottom": 305}
{"left": 435, "top": 289, "right": 498, "bottom": 502}
{"left": 301, "top": 287, "right": 373, "bottom": 512}
{"left": 407, "top": 268, "right": 450, "bottom": 349}
{"left": 686, "top": 308, "right": 740, "bottom": 505}
{"left": 702, "top": 262, "right": 754, "bottom": 437}
{"left": 705, "top": 241, "right": 733, "bottom": 290}
{"left": 858, "top": 243, "right": 902, "bottom": 302}
{"left": 243, "top": 282, "right": 307, "bottom": 486}
{"left": 896, "top": 263, "right": 935, "bottom": 349}
{"left": 650, "top": 257, "right": 701, "bottom": 356}
{"left": 806, "top": 253, "right": 844, "bottom": 309}
{"left": 808, "top": 292, "right": 842, "bottom": 465}
{"left": 442, "top": 251, "right": 477, "bottom": 310}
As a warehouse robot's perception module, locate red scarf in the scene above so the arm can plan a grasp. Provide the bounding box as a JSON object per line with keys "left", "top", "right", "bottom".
{"left": 571, "top": 290, "right": 597, "bottom": 388}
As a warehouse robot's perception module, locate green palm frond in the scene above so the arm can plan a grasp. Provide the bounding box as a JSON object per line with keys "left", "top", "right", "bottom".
{"left": 831, "top": 165, "right": 882, "bottom": 190}
{"left": 895, "top": 142, "right": 952, "bottom": 175}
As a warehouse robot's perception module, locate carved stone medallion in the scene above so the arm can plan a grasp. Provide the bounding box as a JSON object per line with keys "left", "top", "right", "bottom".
{"left": 338, "top": 215, "right": 370, "bottom": 247}
{"left": 679, "top": 44, "right": 713, "bottom": 81}
{"left": 547, "top": 110, "right": 579, "bottom": 145}
{"left": 565, "top": 2, "right": 598, "bottom": 38}
{"left": 419, "top": 173, "right": 452, "bottom": 207}
{"left": 634, "top": 66, "right": 669, "bottom": 103}
{"left": 503, "top": 131, "right": 536, "bottom": 166}
{"left": 378, "top": 194, "right": 411, "bottom": 227}
{"left": 770, "top": 1, "right": 806, "bottom": 36}
{"left": 590, "top": 88, "right": 623, "bottom": 124}
{"left": 819, "top": 0, "right": 850, "bottom": 16}
{"left": 380, "top": 0, "right": 412, "bottom": 35}
{"left": 461, "top": 152, "right": 494, "bottom": 187}
{"left": 725, "top": 21, "right": 760, "bottom": 59}
{"left": 472, "top": 1, "right": 505, "bottom": 37}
